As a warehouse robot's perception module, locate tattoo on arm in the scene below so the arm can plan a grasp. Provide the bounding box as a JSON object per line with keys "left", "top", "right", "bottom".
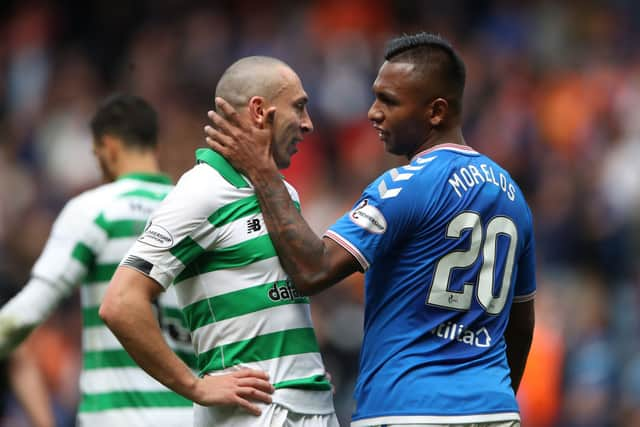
{"left": 250, "top": 171, "right": 327, "bottom": 289}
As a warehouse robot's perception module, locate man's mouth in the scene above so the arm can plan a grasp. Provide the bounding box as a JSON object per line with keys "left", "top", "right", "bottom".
{"left": 373, "top": 126, "right": 387, "bottom": 141}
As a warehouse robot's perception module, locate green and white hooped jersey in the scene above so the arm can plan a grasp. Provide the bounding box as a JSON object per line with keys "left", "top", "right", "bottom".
{"left": 31, "top": 173, "right": 195, "bottom": 427}
{"left": 122, "top": 149, "right": 334, "bottom": 416}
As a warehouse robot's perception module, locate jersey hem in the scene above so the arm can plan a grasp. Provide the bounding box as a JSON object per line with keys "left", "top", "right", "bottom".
{"left": 513, "top": 290, "right": 535, "bottom": 302}
{"left": 350, "top": 412, "right": 521, "bottom": 426}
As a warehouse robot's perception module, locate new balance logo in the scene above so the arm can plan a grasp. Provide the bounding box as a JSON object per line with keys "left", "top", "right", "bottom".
{"left": 247, "top": 218, "right": 261, "bottom": 233}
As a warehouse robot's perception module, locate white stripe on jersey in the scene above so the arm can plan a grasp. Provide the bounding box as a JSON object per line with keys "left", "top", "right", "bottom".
{"left": 80, "top": 367, "right": 174, "bottom": 393}
{"left": 97, "top": 238, "right": 142, "bottom": 264}
{"left": 77, "top": 407, "right": 192, "bottom": 427}
{"left": 175, "top": 257, "right": 287, "bottom": 307}
{"left": 191, "top": 303, "right": 313, "bottom": 352}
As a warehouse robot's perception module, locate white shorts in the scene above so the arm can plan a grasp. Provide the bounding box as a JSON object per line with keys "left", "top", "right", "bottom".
{"left": 193, "top": 402, "right": 340, "bottom": 427}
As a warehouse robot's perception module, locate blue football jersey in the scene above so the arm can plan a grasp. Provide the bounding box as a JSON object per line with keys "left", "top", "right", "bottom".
{"left": 326, "top": 144, "right": 536, "bottom": 426}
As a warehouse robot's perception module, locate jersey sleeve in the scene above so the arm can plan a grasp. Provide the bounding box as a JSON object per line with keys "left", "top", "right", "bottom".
{"left": 514, "top": 209, "right": 537, "bottom": 302}
{"left": 121, "top": 166, "right": 219, "bottom": 289}
{"left": 325, "top": 171, "right": 420, "bottom": 271}
{"left": 32, "top": 194, "right": 108, "bottom": 292}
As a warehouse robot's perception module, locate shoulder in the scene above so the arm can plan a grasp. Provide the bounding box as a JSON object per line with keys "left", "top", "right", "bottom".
{"left": 161, "top": 163, "right": 254, "bottom": 220}
{"left": 57, "top": 182, "right": 123, "bottom": 224}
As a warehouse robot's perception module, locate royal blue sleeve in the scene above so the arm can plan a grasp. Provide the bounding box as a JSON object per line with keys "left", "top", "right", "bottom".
{"left": 326, "top": 170, "right": 421, "bottom": 271}
{"left": 514, "top": 211, "right": 537, "bottom": 301}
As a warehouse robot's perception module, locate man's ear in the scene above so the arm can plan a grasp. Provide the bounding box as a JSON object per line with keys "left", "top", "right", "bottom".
{"left": 426, "top": 98, "right": 448, "bottom": 127}
{"left": 248, "top": 96, "right": 267, "bottom": 126}
{"left": 101, "top": 134, "right": 122, "bottom": 164}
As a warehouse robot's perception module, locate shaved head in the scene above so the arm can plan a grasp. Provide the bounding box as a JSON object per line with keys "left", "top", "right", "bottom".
{"left": 215, "top": 56, "right": 294, "bottom": 111}
{"left": 213, "top": 55, "right": 312, "bottom": 170}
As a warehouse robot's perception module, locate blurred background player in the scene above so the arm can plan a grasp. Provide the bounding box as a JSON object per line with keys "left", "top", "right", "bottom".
{"left": 0, "top": 271, "right": 54, "bottom": 427}
{"left": 205, "top": 33, "right": 535, "bottom": 426}
{"left": 100, "top": 56, "right": 337, "bottom": 427}
{"left": 0, "top": 94, "right": 196, "bottom": 427}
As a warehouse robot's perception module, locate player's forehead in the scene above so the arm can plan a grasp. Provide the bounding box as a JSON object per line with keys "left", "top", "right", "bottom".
{"left": 278, "top": 66, "right": 308, "bottom": 101}
{"left": 373, "top": 60, "right": 418, "bottom": 92}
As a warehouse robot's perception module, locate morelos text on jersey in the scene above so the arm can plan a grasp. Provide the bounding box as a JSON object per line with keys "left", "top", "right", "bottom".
{"left": 325, "top": 143, "right": 536, "bottom": 426}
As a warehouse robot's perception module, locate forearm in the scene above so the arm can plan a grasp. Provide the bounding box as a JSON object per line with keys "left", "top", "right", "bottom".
{"left": 249, "top": 168, "right": 331, "bottom": 294}
{"left": 504, "top": 301, "right": 535, "bottom": 394}
{"left": 100, "top": 269, "right": 199, "bottom": 400}
{"left": 0, "top": 277, "right": 68, "bottom": 358}
{"left": 9, "top": 344, "right": 54, "bottom": 427}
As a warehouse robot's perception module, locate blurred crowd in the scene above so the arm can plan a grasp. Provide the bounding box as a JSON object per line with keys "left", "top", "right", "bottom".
{"left": 1, "top": 0, "right": 640, "bottom": 426}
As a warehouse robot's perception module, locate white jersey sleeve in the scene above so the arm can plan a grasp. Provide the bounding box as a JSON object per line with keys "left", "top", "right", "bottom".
{"left": 121, "top": 165, "right": 222, "bottom": 289}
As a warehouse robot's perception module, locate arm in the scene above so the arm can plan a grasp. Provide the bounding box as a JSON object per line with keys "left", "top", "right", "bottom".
{"left": 204, "top": 98, "right": 361, "bottom": 295}
{"left": 1, "top": 195, "right": 102, "bottom": 359}
{"left": 8, "top": 343, "right": 55, "bottom": 427}
{"left": 100, "top": 266, "right": 274, "bottom": 415}
{"left": 0, "top": 277, "right": 70, "bottom": 359}
{"left": 504, "top": 299, "right": 535, "bottom": 394}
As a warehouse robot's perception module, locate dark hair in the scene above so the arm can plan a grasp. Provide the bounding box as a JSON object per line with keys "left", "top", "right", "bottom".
{"left": 384, "top": 33, "right": 466, "bottom": 115}
{"left": 90, "top": 93, "right": 158, "bottom": 149}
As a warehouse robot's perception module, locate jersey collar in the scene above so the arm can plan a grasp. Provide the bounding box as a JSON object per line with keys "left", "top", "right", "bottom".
{"left": 412, "top": 143, "right": 478, "bottom": 161}
{"left": 195, "top": 148, "right": 250, "bottom": 188}
{"left": 117, "top": 172, "right": 172, "bottom": 185}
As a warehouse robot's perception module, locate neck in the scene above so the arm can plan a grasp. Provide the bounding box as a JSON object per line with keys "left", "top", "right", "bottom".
{"left": 410, "top": 126, "right": 466, "bottom": 159}
{"left": 115, "top": 153, "right": 161, "bottom": 178}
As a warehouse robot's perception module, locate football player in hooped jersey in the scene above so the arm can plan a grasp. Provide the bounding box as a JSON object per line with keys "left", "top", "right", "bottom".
{"left": 0, "top": 94, "right": 198, "bottom": 427}
{"left": 205, "top": 33, "right": 536, "bottom": 427}
{"left": 101, "top": 56, "right": 338, "bottom": 427}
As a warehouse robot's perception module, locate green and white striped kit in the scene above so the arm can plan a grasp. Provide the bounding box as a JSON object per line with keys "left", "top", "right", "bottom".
{"left": 124, "top": 150, "right": 334, "bottom": 417}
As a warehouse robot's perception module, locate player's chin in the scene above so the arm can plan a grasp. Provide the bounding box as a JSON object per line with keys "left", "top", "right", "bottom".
{"left": 383, "top": 140, "right": 400, "bottom": 154}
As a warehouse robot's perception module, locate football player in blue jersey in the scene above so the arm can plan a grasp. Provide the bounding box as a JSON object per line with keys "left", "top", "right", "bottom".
{"left": 205, "top": 32, "right": 535, "bottom": 427}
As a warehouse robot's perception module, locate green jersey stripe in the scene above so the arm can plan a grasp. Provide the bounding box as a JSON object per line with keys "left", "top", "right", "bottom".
{"left": 175, "top": 350, "right": 197, "bottom": 368}
{"left": 161, "top": 307, "right": 186, "bottom": 322}
{"left": 197, "top": 327, "right": 320, "bottom": 374}
{"left": 117, "top": 172, "right": 173, "bottom": 185}
{"left": 83, "top": 307, "right": 103, "bottom": 328}
{"left": 208, "top": 195, "right": 260, "bottom": 227}
{"left": 85, "top": 263, "right": 118, "bottom": 284}
{"left": 273, "top": 374, "right": 332, "bottom": 391}
{"left": 84, "top": 349, "right": 137, "bottom": 369}
{"left": 79, "top": 391, "right": 192, "bottom": 412}
{"left": 95, "top": 214, "right": 147, "bottom": 238}
{"left": 72, "top": 242, "right": 96, "bottom": 268}
{"left": 175, "top": 234, "right": 277, "bottom": 283}
{"left": 183, "top": 280, "right": 310, "bottom": 332}
{"left": 119, "top": 188, "right": 169, "bottom": 201}
{"left": 170, "top": 236, "right": 205, "bottom": 265}
{"left": 84, "top": 349, "right": 196, "bottom": 370}
{"left": 208, "top": 195, "right": 300, "bottom": 228}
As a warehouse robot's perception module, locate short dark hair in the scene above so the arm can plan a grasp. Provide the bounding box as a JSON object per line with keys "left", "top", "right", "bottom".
{"left": 384, "top": 33, "right": 466, "bottom": 115}
{"left": 90, "top": 94, "right": 158, "bottom": 149}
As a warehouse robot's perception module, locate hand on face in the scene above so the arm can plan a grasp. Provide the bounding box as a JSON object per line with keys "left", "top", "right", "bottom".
{"left": 193, "top": 368, "right": 274, "bottom": 415}
{"left": 205, "top": 97, "right": 277, "bottom": 177}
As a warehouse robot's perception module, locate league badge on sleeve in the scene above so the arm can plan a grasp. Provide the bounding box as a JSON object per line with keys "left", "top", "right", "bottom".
{"left": 349, "top": 199, "right": 387, "bottom": 234}
{"left": 138, "top": 222, "right": 175, "bottom": 248}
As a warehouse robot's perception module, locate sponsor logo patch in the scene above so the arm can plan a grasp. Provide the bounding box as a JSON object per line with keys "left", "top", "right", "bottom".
{"left": 349, "top": 199, "right": 387, "bottom": 234}
{"left": 138, "top": 223, "right": 174, "bottom": 248}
